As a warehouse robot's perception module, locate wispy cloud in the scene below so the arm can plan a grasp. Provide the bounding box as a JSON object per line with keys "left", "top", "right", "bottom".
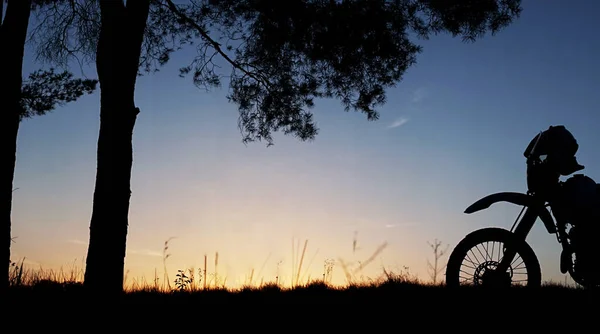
{"left": 67, "top": 239, "right": 87, "bottom": 246}
{"left": 127, "top": 249, "right": 163, "bottom": 257}
{"left": 384, "top": 222, "right": 420, "bottom": 229}
{"left": 411, "top": 87, "right": 428, "bottom": 103}
{"left": 340, "top": 221, "right": 418, "bottom": 231}
{"left": 385, "top": 87, "right": 427, "bottom": 129}
{"left": 387, "top": 117, "right": 409, "bottom": 129}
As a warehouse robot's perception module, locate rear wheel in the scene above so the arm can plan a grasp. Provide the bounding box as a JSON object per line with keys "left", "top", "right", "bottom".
{"left": 445, "top": 227, "right": 542, "bottom": 288}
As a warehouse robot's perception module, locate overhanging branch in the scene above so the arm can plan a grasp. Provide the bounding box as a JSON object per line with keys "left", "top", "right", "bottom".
{"left": 163, "top": 0, "right": 271, "bottom": 89}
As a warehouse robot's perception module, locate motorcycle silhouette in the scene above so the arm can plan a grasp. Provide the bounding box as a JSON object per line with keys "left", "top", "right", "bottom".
{"left": 445, "top": 125, "right": 600, "bottom": 288}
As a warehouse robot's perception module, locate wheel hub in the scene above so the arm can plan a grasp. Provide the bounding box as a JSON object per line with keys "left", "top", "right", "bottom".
{"left": 473, "top": 261, "right": 513, "bottom": 287}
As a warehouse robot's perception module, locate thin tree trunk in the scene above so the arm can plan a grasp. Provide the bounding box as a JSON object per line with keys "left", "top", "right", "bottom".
{"left": 84, "top": 102, "right": 139, "bottom": 293}
{"left": 0, "top": 113, "right": 20, "bottom": 293}
{"left": 0, "top": 0, "right": 32, "bottom": 294}
{"left": 83, "top": 0, "right": 150, "bottom": 295}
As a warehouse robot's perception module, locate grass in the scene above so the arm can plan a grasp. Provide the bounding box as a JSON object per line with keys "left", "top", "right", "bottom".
{"left": 7, "top": 236, "right": 599, "bottom": 319}
{"left": 6, "top": 267, "right": 597, "bottom": 313}
{"left": 6, "top": 257, "right": 599, "bottom": 327}
{"left": 8, "top": 236, "right": 415, "bottom": 293}
{"left": 8, "top": 254, "right": 423, "bottom": 294}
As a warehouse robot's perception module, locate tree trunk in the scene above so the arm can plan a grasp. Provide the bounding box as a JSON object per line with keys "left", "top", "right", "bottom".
{"left": 0, "top": 0, "right": 32, "bottom": 294}
{"left": 83, "top": 100, "right": 139, "bottom": 294}
{"left": 83, "top": 0, "right": 150, "bottom": 295}
{"left": 0, "top": 112, "right": 21, "bottom": 294}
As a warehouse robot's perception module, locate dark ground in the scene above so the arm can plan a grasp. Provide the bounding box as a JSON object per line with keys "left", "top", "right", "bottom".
{"left": 4, "top": 281, "right": 597, "bottom": 331}
{"left": 6, "top": 280, "right": 598, "bottom": 306}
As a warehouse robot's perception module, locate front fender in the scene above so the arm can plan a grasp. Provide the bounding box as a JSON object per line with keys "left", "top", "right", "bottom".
{"left": 464, "top": 192, "right": 556, "bottom": 234}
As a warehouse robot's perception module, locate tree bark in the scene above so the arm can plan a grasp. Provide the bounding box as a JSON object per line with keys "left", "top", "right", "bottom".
{"left": 83, "top": 0, "right": 150, "bottom": 295}
{"left": 0, "top": 0, "right": 32, "bottom": 294}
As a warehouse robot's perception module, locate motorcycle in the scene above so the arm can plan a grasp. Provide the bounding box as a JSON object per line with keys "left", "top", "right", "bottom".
{"left": 445, "top": 125, "right": 600, "bottom": 288}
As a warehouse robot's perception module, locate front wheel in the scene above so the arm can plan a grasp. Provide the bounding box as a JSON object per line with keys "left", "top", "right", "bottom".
{"left": 445, "top": 227, "right": 542, "bottom": 288}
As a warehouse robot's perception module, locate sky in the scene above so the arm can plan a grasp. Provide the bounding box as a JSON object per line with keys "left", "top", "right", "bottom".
{"left": 9, "top": 0, "right": 600, "bottom": 288}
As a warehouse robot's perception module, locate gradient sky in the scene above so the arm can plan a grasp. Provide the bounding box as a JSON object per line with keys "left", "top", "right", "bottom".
{"left": 10, "top": 0, "right": 600, "bottom": 288}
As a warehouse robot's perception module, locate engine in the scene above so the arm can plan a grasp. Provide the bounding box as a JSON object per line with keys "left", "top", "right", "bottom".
{"left": 559, "top": 174, "right": 600, "bottom": 226}
{"left": 568, "top": 225, "right": 600, "bottom": 285}
{"left": 559, "top": 174, "right": 600, "bottom": 284}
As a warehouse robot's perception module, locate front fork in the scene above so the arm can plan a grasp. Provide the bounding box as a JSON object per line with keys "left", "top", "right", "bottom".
{"left": 496, "top": 207, "right": 539, "bottom": 273}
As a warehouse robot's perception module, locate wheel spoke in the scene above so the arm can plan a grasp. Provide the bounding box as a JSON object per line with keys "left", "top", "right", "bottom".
{"left": 459, "top": 240, "right": 529, "bottom": 287}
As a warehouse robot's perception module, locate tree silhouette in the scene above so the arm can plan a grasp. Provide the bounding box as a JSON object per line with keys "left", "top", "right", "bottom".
{"left": 29, "top": 0, "right": 522, "bottom": 294}
{"left": 0, "top": 0, "right": 97, "bottom": 293}
{"left": 20, "top": 69, "right": 97, "bottom": 120}
{"left": 164, "top": 0, "right": 523, "bottom": 144}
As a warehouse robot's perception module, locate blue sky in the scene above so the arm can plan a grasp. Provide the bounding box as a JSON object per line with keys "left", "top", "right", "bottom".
{"left": 10, "top": 0, "right": 600, "bottom": 287}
